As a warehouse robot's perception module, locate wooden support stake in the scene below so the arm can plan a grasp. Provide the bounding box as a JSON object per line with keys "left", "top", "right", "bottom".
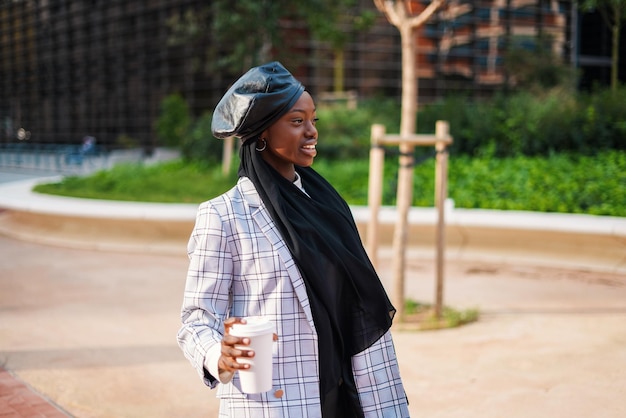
{"left": 366, "top": 121, "right": 452, "bottom": 323}
{"left": 222, "top": 136, "right": 234, "bottom": 176}
{"left": 434, "top": 121, "right": 450, "bottom": 319}
{"left": 367, "top": 124, "right": 386, "bottom": 268}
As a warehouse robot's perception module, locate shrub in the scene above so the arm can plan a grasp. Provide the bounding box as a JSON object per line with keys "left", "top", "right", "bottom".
{"left": 418, "top": 94, "right": 502, "bottom": 156}
{"left": 579, "top": 86, "right": 626, "bottom": 151}
{"left": 446, "top": 151, "right": 625, "bottom": 216}
{"left": 315, "top": 97, "right": 400, "bottom": 159}
{"left": 153, "top": 87, "right": 624, "bottom": 164}
{"left": 417, "top": 87, "right": 626, "bottom": 158}
{"left": 503, "top": 34, "right": 578, "bottom": 93}
{"left": 155, "top": 93, "right": 191, "bottom": 147}
{"left": 181, "top": 112, "right": 224, "bottom": 164}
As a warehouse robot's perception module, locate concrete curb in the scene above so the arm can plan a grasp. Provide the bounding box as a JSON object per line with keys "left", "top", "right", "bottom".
{"left": 1, "top": 177, "right": 625, "bottom": 273}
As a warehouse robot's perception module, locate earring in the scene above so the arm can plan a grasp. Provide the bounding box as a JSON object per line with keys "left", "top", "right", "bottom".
{"left": 255, "top": 138, "right": 267, "bottom": 152}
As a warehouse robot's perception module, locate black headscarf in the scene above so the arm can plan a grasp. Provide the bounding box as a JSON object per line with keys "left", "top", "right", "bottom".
{"left": 213, "top": 61, "right": 396, "bottom": 417}
{"left": 239, "top": 142, "right": 395, "bottom": 417}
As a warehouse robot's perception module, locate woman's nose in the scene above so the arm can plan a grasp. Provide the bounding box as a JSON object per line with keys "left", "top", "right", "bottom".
{"left": 306, "top": 121, "right": 318, "bottom": 137}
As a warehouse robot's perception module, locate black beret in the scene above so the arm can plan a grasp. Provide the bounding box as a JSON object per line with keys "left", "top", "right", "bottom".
{"left": 211, "top": 61, "right": 305, "bottom": 141}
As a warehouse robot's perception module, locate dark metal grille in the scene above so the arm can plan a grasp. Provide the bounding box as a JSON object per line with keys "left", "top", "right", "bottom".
{"left": 0, "top": 0, "right": 619, "bottom": 151}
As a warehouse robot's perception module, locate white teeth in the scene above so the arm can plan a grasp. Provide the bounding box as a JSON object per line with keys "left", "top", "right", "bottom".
{"left": 303, "top": 145, "right": 316, "bottom": 149}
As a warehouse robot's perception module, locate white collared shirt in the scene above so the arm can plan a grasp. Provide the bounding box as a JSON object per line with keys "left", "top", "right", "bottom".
{"left": 293, "top": 172, "right": 309, "bottom": 197}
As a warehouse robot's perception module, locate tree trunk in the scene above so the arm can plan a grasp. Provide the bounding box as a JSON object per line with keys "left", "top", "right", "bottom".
{"left": 333, "top": 48, "right": 345, "bottom": 93}
{"left": 390, "top": 22, "right": 418, "bottom": 321}
{"left": 373, "top": 0, "right": 446, "bottom": 323}
{"left": 400, "top": 24, "right": 417, "bottom": 136}
{"left": 611, "top": 15, "right": 620, "bottom": 90}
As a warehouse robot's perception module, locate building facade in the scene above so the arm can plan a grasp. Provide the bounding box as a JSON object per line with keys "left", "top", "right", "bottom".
{"left": 0, "top": 0, "right": 622, "bottom": 149}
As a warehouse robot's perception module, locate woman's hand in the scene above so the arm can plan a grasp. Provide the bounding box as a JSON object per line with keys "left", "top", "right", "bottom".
{"left": 218, "top": 317, "right": 254, "bottom": 373}
{"left": 218, "top": 317, "right": 279, "bottom": 375}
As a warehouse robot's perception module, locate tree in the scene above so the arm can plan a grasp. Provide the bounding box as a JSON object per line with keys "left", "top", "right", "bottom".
{"left": 580, "top": 0, "right": 626, "bottom": 90}
{"left": 167, "top": 0, "right": 376, "bottom": 92}
{"left": 303, "top": 0, "right": 376, "bottom": 92}
{"left": 373, "top": 0, "right": 446, "bottom": 321}
{"left": 373, "top": 0, "right": 445, "bottom": 136}
{"left": 167, "top": 0, "right": 291, "bottom": 74}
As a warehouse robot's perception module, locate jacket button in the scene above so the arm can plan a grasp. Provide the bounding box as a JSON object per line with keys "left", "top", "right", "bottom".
{"left": 274, "top": 389, "right": 284, "bottom": 398}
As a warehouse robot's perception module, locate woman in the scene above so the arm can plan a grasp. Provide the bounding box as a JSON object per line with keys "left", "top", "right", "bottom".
{"left": 178, "top": 61, "right": 410, "bottom": 417}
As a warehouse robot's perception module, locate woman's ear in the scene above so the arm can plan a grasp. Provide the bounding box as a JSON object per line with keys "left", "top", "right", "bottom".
{"left": 260, "top": 128, "right": 270, "bottom": 141}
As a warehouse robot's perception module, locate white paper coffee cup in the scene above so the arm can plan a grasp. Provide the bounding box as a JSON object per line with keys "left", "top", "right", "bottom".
{"left": 229, "top": 316, "right": 275, "bottom": 393}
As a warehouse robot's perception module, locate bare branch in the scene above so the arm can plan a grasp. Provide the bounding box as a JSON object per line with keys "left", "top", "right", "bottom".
{"left": 374, "top": 0, "right": 446, "bottom": 29}
{"left": 406, "top": 0, "right": 446, "bottom": 28}
{"left": 372, "top": 0, "right": 386, "bottom": 13}
{"left": 373, "top": 0, "right": 403, "bottom": 27}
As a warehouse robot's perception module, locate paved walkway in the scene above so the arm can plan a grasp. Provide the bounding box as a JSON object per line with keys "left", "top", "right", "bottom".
{"left": 0, "top": 172, "right": 625, "bottom": 417}
{"left": 0, "top": 366, "right": 69, "bottom": 417}
{"left": 1, "top": 235, "right": 626, "bottom": 417}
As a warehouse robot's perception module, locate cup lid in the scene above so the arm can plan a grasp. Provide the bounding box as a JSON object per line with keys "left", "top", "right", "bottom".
{"left": 230, "top": 316, "right": 275, "bottom": 336}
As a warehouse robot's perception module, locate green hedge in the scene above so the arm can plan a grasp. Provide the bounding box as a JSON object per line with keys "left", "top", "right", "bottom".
{"left": 314, "top": 87, "right": 626, "bottom": 160}
{"left": 160, "top": 86, "right": 625, "bottom": 163}
{"left": 417, "top": 87, "right": 626, "bottom": 157}
{"left": 315, "top": 150, "right": 625, "bottom": 217}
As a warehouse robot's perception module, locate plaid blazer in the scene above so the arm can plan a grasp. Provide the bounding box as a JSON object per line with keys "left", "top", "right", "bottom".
{"left": 178, "top": 177, "right": 409, "bottom": 417}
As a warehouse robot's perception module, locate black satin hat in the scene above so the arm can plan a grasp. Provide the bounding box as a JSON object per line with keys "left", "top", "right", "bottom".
{"left": 211, "top": 61, "right": 305, "bottom": 141}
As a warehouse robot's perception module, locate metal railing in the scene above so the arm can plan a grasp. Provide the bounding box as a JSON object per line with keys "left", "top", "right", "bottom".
{"left": 0, "top": 143, "right": 170, "bottom": 176}
{"left": 0, "top": 143, "right": 112, "bottom": 174}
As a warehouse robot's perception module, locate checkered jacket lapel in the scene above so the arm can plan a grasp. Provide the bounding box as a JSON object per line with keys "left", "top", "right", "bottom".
{"left": 238, "top": 177, "right": 316, "bottom": 330}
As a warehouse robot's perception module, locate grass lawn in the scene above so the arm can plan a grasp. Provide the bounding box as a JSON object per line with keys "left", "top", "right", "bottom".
{"left": 33, "top": 151, "right": 626, "bottom": 217}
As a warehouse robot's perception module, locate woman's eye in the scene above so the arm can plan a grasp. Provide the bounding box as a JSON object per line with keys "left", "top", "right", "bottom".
{"left": 291, "top": 117, "right": 318, "bottom": 125}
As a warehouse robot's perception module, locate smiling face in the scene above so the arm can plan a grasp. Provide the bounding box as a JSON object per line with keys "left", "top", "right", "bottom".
{"left": 259, "top": 91, "right": 318, "bottom": 181}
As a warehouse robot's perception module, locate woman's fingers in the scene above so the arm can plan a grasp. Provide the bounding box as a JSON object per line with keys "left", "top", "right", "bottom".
{"left": 219, "top": 317, "right": 278, "bottom": 372}
{"left": 223, "top": 316, "right": 247, "bottom": 332}
{"left": 219, "top": 321, "right": 254, "bottom": 371}
{"left": 222, "top": 336, "right": 253, "bottom": 356}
